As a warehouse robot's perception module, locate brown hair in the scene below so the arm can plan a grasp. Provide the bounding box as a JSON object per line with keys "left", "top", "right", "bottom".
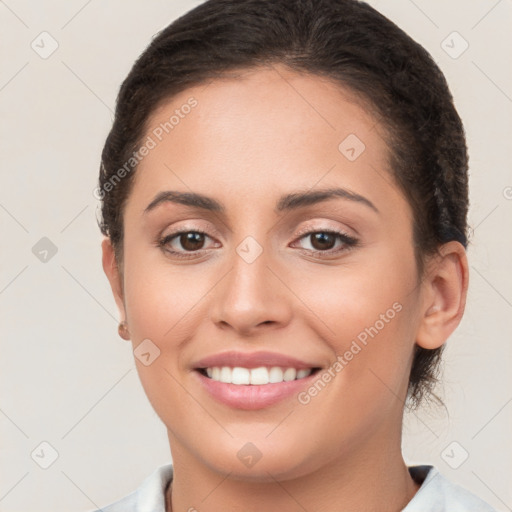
{"left": 97, "top": 0, "right": 469, "bottom": 408}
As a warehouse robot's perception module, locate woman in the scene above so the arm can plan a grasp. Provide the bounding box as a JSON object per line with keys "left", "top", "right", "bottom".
{"left": 92, "top": 0, "right": 496, "bottom": 510}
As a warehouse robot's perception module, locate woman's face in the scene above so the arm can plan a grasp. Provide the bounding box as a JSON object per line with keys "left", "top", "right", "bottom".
{"left": 107, "top": 65, "right": 430, "bottom": 479}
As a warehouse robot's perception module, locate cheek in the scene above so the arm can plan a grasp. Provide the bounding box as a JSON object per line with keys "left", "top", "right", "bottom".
{"left": 292, "top": 249, "right": 419, "bottom": 401}
{"left": 122, "top": 241, "right": 212, "bottom": 344}
{"left": 120, "top": 245, "right": 210, "bottom": 421}
{"left": 287, "top": 285, "right": 418, "bottom": 448}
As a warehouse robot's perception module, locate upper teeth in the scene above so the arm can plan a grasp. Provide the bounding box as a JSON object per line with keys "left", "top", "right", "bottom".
{"left": 204, "top": 366, "right": 312, "bottom": 385}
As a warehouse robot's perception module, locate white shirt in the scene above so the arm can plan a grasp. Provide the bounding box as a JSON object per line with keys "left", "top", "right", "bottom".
{"left": 88, "top": 463, "right": 497, "bottom": 511}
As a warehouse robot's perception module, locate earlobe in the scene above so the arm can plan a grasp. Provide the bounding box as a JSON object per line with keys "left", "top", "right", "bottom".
{"left": 415, "top": 241, "right": 469, "bottom": 350}
{"left": 101, "top": 237, "right": 127, "bottom": 323}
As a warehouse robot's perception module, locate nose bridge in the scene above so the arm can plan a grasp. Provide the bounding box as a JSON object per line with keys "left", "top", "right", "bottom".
{"left": 209, "top": 233, "right": 290, "bottom": 333}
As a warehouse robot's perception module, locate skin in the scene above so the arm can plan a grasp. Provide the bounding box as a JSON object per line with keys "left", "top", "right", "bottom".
{"left": 102, "top": 64, "right": 469, "bottom": 512}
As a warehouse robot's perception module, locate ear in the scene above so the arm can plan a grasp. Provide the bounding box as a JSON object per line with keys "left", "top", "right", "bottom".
{"left": 415, "top": 241, "right": 469, "bottom": 350}
{"left": 101, "top": 237, "right": 127, "bottom": 323}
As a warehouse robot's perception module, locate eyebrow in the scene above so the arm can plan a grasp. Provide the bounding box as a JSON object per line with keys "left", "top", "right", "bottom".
{"left": 143, "top": 187, "right": 379, "bottom": 215}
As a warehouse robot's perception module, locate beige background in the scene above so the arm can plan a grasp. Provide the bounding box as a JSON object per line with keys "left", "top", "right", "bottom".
{"left": 0, "top": 1, "right": 511, "bottom": 510}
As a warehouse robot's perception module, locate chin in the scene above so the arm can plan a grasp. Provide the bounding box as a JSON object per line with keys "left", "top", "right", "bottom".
{"left": 195, "top": 437, "right": 321, "bottom": 483}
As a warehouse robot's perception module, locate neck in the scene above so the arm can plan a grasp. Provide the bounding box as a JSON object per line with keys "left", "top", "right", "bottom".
{"left": 165, "top": 427, "right": 420, "bottom": 512}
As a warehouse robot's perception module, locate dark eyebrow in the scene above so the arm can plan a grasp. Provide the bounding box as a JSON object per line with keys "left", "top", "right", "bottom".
{"left": 144, "top": 191, "right": 225, "bottom": 214}
{"left": 143, "top": 187, "right": 379, "bottom": 215}
{"left": 275, "top": 187, "right": 379, "bottom": 214}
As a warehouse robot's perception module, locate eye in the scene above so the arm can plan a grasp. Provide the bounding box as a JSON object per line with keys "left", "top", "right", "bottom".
{"left": 157, "top": 228, "right": 359, "bottom": 260}
{"left": 292, "top": 229, "right": 358, "bottom": 257}
{"left": 157, "top": 229, "right": 218, "bottom": 259}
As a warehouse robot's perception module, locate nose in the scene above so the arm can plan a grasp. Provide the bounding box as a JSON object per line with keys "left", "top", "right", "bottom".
{"left": 209, "top": 244, "right": 292, "bottom": 336}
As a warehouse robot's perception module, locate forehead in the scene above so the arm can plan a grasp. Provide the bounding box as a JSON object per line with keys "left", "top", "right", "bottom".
{"left": 128, "top": 64, "right": 401, "bottom": 216}
{"left": 147, "top": 64, "right": 385, "bottom": 152}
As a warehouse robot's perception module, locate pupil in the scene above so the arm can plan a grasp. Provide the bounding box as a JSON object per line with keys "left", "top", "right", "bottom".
{"left": 181, "top": 232, "right": 204, "bottom": 251}
{"left": 311, "top": 232, "right": 335, "bottom": 250}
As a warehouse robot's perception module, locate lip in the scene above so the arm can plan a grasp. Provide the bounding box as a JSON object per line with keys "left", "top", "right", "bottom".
{"left": 191, "top": 350, "right": 320, "bottom": 370}
{"left": 191, "top": 350, "right": 323, "bottom": 410}
{"left": 193, "top": 368, "right": 320, "bottom": 410}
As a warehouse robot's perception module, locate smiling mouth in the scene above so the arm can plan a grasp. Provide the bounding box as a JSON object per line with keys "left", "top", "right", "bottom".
{"left": 196, "top": 366, "right": 322, "bottom": 385}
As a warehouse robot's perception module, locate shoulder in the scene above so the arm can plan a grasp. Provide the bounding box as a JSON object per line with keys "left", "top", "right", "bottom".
{"left": 85, "top": 463, "right": 174, "bottom": 512}
{"left": 403, "top": 465, "right": 497, "bottom": 512}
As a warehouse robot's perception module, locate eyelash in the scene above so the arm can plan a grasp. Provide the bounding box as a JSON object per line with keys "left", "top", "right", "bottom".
{"left": 157, "top": 228, "right": 359, "bottom": 260}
